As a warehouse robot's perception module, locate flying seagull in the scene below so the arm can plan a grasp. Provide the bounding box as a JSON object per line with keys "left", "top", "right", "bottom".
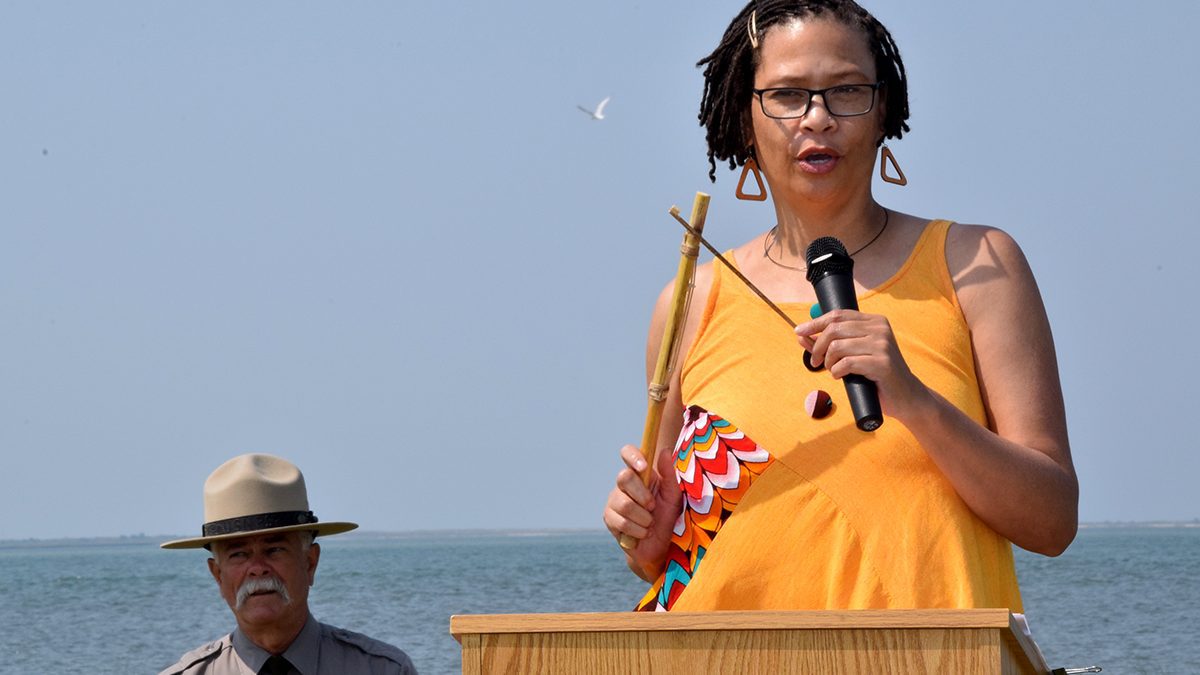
{"left": 577, "top": 96, "right": 611, "bottom": 120}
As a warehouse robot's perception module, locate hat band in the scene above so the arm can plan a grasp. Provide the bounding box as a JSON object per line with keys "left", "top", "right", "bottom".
{"left": 202, "top": 510, "right": 319, "bottom": 537}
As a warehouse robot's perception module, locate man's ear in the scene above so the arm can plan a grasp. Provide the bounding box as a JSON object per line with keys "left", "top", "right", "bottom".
{"left": 306, "top": 542, "right": 321, "bottom": 586}
{"left": 207, "top": 556, "right": 222, "bottom": 585}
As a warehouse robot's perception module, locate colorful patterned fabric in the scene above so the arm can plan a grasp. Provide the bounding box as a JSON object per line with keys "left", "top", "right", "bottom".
{"left": 636, "top": 405, "right": 774, "bottom": 612}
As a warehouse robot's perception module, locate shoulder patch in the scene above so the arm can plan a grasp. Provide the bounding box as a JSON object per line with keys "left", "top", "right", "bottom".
{"left": 157, "top": 636, "right": 229, "bottom": 675}
{"left": 329, "top": 626, "right": 416, "bottom": 670}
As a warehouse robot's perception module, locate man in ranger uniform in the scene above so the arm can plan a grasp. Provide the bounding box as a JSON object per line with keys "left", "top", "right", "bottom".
{"left": 159, "top": 453, "right": 416, "bottom": 675}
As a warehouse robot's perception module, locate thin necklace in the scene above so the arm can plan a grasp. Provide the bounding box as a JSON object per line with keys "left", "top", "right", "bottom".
{"left": 763, "top": 208, "right": 890, "bottom": 272}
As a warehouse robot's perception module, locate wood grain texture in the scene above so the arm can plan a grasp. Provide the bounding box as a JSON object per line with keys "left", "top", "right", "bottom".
{"left": 451, "top": 610, "right": 1051, "bottom": 675}
{"left": 459, "top": 634, "right": 481, "bottom": 675}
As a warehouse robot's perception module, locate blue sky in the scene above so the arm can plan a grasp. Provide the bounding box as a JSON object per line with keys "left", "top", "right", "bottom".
{"left": 2, "top": 1, "right": 1197, "bottom": 540}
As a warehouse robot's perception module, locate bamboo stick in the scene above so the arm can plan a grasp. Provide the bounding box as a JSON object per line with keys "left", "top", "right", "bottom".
{"left": 619, "top": 192, "right": 710, "bottom": 552}
{"left": 667, "top": 207, "right": 796, "bottom": 330}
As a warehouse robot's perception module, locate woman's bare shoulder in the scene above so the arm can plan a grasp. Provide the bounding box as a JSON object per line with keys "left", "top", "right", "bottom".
{"left": 945, "top": 222, "right": 1028, "bottom": 279}
{"left": 943, "top": 221, "right": 1041, "bottom": 327}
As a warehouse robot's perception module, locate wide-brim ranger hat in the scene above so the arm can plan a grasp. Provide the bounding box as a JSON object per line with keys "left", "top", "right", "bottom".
{"left": 161, "top": 453, "right": 358, "bottom": 550}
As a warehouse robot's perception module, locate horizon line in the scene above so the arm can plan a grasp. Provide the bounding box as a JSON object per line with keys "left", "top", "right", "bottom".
{"left": 3, "top": 520, "right": 1200, "bottom": 547}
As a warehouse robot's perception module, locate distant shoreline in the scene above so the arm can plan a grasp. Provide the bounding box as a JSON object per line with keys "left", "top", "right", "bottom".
{"left": 1, "top": 521, "right": 1198, "bottom": 549}
{"left": 0, "top": 527, "right": 608, "bottom": 549}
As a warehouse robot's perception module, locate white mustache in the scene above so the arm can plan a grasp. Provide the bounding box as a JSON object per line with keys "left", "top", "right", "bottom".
{"left": 235, "top": 576, "right": 291, "bottom": 610}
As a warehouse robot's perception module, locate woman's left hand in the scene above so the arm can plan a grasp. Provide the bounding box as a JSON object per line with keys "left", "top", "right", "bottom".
{"left": 794, "top": 309, "right": 929, "bottom": 421}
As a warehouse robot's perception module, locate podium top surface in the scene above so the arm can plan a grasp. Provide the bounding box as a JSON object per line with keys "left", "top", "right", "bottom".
{"left": 450, "top": 608, "right": 1018, "bottom": 636}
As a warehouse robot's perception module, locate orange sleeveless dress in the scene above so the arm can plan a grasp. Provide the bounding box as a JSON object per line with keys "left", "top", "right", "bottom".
{"left": 637, "top": 220, "right": 1023, "bottom": 612}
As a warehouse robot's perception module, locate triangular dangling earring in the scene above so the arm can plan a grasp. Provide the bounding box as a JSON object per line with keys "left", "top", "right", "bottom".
{"left": 880, "top": 144, "right": 907, "bottom": 186}
{"left": 736, "top": 157, "right": 768, "bottom": 201}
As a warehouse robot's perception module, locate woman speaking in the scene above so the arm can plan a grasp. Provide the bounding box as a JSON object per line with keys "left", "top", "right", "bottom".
{"left": 603, "top": 0, "right": 1078, "bottom": 612}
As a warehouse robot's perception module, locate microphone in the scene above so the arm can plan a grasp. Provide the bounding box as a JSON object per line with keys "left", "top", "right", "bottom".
{"left": 804, "top": 236, "right": 884, "bottom": 432}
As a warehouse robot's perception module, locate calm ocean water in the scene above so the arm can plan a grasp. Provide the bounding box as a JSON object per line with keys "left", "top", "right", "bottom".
{"left": 0, "top": 526, "right": 1196, "bottom": 674}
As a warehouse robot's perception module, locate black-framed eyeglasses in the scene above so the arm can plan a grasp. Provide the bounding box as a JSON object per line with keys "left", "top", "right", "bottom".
{"left": 753, "top": 82, "right": 883, "bottom": 119}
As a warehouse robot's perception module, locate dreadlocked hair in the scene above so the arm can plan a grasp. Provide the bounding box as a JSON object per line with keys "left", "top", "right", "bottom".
{"left": 697, "top": 0, "right": 910, "bottom": 182}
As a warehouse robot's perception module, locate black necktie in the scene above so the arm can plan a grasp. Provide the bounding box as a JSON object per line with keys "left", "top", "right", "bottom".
{"left": 260, "top": 655, "right": 293, "bottom": 675}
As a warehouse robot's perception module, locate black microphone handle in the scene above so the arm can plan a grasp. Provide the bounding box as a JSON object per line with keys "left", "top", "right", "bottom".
{"left": 812, "top": 274, "right": 884, "bottom": 431}
{"left": 843, "top": 374, "right": 883, "bottom": 432}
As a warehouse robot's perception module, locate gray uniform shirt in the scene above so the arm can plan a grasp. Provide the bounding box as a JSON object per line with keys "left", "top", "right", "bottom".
{"left": 158, "top": 614, "right": 417, "bottom": 675}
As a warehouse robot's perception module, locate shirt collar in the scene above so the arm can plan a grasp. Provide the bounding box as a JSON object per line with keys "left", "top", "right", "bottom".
{"left": 232, "top": 614, "right": 321, "bottom": 675}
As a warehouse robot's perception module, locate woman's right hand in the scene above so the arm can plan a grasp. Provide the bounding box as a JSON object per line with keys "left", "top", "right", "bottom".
{"left": 602, "top": 443, "right": 684, "bottom": 582}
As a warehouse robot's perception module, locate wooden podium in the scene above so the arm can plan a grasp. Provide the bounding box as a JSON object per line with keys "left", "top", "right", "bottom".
{"left": 451, "top": 609, "right": 1050, "bottom": 674}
